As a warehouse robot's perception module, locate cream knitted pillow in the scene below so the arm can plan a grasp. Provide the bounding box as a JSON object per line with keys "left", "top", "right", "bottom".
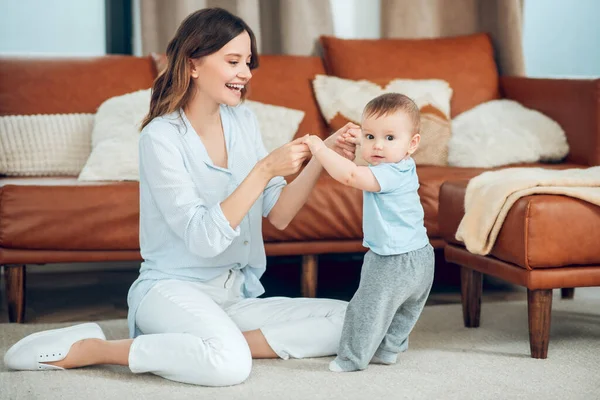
{"left": 0, "top": 114, "right": 93, "bottom": 176}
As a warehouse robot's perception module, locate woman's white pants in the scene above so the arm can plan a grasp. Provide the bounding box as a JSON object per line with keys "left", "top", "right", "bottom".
{"left": 128, "top": 270, "right": 347, "bottom": 386}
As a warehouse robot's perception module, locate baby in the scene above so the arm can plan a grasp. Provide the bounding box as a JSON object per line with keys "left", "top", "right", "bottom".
{"left": 303, "top": 93, "right": 435, "bottom": 372}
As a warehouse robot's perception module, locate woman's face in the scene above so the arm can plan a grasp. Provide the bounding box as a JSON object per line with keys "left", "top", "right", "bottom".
{"left": 190, "top": 31, "right": 253, "bottom": 107}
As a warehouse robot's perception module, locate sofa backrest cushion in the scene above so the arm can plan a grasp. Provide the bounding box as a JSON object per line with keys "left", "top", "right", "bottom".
{"left": 0, "top": 55, "right": 157, "bottom": 116}
{"left": 248, "top": 55, "right": 330, "bottom": 139}
{"left": 320, "top": 33, "right": 500, "bottom": 117}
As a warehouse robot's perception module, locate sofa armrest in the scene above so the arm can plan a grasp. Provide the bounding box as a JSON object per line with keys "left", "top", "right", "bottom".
{"left": 500, "top": 76, "right": 600, "bottom": 166}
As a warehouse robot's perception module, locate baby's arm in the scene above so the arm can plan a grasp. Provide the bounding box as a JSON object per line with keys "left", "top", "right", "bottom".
{"left": 304, "top": 135, "right": 381, "bottom": 192}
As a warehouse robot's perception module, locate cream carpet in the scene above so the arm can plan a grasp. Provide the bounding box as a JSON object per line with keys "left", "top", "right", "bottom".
{"left": 1, "top": 294, "right": 599, "bottom": 400}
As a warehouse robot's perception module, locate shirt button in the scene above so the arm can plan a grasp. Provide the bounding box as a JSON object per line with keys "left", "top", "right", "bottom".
{"left": 243, "top": 240, "right": 249, "bottom": 245}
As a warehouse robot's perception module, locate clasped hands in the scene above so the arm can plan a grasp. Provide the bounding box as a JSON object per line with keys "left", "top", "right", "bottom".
{"left": 261, "top": 122, "right": 361, "bottom": 178}
{"left": 304, "top": 122, "right": 361, "bottom": 159}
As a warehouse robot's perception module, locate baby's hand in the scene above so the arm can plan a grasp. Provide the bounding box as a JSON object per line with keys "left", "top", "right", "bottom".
{"left": 302, "top": 135, "right": 326, "bottom": 154}
{"left": 341, "top": 127, "right": 361, "bottom": 146}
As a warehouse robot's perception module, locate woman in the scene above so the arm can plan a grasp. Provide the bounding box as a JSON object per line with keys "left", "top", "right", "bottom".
{"left": 4, "top": 8, "right": 359, "bottom": 387}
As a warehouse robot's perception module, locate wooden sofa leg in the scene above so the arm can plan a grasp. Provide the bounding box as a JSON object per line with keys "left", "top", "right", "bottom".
{"left": 561, "top": 288, "right": 575, "bottom": 299}
{"left": 527, "top": 289, "right": 553, "bottom": 359}
{"left": 4, "top": 264, "right": 26, "bottom": 323}
{"left": 301, "top": 255, "right": 318, "bottom": 298}
{"left": 460, "top": 266, "right": 482, "bottom": 328}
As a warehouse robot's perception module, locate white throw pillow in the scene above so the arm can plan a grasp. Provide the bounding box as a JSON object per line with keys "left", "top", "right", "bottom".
{"left": 0, "top": 114, "right": 93, "bottom": 176}
{"left": 448, "top": 100, "right": 569, "bottom": 168}
{"left": 78, "top": 89, "right": 304, "bottom": 181}
{"left": 312, "top": 74, "right": 453, "bottom": 122}
{"left": 245, "top": 100, "right": 304, "bottom": 153}
{"left": 78, "top": 89, "right": 150, "bottom": 181}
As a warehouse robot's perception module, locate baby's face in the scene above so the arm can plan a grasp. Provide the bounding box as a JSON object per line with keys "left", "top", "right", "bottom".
{"left": 360, "top": 112, "right": 418, "bottom": 166}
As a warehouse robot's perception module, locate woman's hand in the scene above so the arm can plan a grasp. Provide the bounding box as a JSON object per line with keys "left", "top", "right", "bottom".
{"left": 259, "top": 136, "right": 311, "bottom": 178}
{"left": 324, "top": 122, "right": 361, "bottom": 161}
{"left": 302, "top": 135, "right": 326, "bottom": 154}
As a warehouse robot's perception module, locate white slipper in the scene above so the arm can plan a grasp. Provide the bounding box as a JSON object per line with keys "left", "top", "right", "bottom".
{"left": 3, "top": 322, "right": 106, "bottom": 371}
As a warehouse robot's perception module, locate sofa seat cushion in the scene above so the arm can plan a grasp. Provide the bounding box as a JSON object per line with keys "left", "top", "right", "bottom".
{"left": 0, "top": 177, "right": 140, "bottom": 250}
{"left": 0, "top": 175, "right": 361, "bottom": 252}
{"left": 0, "top": 168, "right": 482, "bottom": 253}
{"left": 439, "top": 167, "right": 600, "bottom": 269}
{"left": 5, "top": 164, "right": 541, "bottom": 253}
{"left": 266, "top": 166, "right": 524, "bottom": 244}
{"left": 263, "top": 167, "right": 490, "bottom": 244}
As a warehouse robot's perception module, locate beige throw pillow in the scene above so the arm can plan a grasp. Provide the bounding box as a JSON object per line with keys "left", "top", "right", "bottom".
{"left": 414, "top": 103, "right": 452, "bottom": 167}
{"left": 313, "top": 75, "right": 453, "bottom": 166}
{"left": 0, "top": 114, "right": 93, "bottom": 176}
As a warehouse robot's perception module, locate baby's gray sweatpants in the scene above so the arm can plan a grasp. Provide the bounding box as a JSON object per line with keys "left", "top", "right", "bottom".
{"left": 334, "top": 244, "right": 434, "bottom": 371}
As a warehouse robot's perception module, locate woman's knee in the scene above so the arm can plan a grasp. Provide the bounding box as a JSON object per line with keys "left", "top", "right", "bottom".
{"left": 189, "top": 337, "right": 252, "bottom": 387}
{"left": 211, "top": 356, "right": 252, "bottom": 387}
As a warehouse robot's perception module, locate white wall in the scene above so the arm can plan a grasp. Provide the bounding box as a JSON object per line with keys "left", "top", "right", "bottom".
{"left": 523, "top": 0, "right": 600, "bottom": 77}
{"left": 0, "top": 0, "right": 106, "bottom": 56}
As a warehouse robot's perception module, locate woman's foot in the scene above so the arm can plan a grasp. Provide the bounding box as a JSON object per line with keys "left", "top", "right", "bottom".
{"left": 3, "top": 323, "right": 106, "bottom": 371}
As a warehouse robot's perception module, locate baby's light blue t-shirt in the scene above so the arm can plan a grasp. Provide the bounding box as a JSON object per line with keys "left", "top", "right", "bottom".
{"left": 362, "top": 158, "right": 429, "bottom": 255}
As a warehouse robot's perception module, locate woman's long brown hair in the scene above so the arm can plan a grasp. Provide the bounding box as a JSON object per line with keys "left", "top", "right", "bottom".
{"left": 141, "top": 8, "right": 259, "bottom": 130}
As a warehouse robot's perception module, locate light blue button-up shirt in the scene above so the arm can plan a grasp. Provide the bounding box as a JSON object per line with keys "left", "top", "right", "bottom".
{"left": 362, "top": 158, "right": 429, "bottom": 256}
{"left": 127, "top": 104, "right": 286, "bottom": 338}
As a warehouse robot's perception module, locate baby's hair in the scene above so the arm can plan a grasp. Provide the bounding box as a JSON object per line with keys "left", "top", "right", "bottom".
{"left": 363, "top": 93, "right": 420, "bottom": 135}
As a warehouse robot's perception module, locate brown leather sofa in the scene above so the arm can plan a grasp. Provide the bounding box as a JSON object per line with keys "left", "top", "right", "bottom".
{"left": 1, "top": 33, "right": 598, "bottom": 323}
